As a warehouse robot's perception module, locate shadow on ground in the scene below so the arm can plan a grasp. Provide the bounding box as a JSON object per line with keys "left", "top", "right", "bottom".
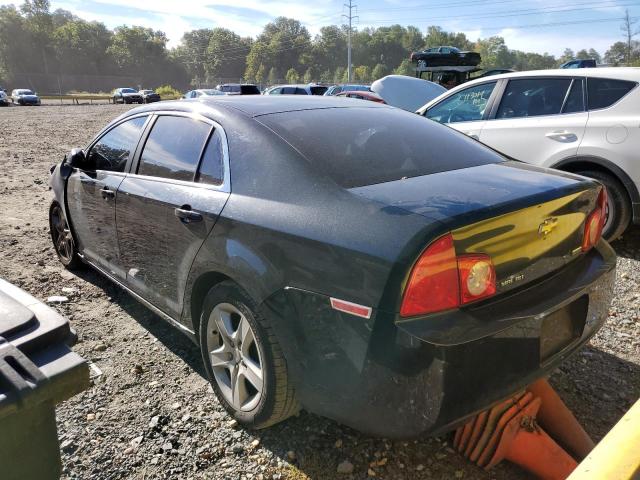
{"left": 611, "top": 224, "right": 640, "bottom": 260}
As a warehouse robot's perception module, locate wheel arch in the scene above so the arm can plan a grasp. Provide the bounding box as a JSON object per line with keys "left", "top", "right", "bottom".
{"left": 551, "top": 155, "right": 639, "bottom": 222}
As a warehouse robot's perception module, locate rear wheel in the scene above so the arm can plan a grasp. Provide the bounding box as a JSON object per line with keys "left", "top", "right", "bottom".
{"left": 199, "top": 281, "right": 298, "bottom": 428}
{"left": 49, "top": 202, "right": 82, "bottom": 269}
{"left": 577, "top": 170, "right": 631, "bottom": 241}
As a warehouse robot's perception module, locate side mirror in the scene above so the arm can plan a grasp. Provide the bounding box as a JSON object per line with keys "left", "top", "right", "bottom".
{"left": 66, "top": 148, "right": 86, "bottom": 168}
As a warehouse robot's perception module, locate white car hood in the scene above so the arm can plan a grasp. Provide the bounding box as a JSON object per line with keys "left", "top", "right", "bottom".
{"left": 371, "top": 75, "right": 446, "bottom": 112}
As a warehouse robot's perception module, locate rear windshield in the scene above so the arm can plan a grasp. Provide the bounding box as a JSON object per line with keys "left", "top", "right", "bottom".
{"left": 240, "top": 85, "right": 261, "bottom": 95}
{"left": 259, "top": 107, "right": 504, "bottom": 188}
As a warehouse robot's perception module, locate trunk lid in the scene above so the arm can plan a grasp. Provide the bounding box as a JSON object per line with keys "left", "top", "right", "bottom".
{"left": 350, "top": 161, "right": 601, "bottom": 295}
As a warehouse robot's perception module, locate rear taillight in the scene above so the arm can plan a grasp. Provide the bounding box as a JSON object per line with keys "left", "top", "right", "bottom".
{"left": 457, "top": 254, "right": 496, "bottom": 304}
{"left": 400, "top": 233, "right": 496, "bottom": 317}
{"left": 582, "top": 188, "right": 607, "bottom": 252}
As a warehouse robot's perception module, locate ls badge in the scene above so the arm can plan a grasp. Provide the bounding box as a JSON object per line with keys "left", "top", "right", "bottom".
{"left": 538, "top": 217, "right": 559, "bottom": 238}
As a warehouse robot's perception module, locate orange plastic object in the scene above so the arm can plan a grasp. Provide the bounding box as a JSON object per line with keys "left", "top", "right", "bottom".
{"left": 454, "top": 384, "right": 583, "bottom": 480}
{"left": 527, "top": 378, "right": 595, "bottom": 460}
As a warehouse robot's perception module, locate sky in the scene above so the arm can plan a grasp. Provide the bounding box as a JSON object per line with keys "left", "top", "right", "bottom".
{"left": 3, "top": 0, "right": 638, "bottom": 57}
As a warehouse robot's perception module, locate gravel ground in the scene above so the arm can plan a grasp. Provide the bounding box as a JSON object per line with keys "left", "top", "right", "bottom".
{"left": 0, "top": 103, "right": 638, "bottom": 480}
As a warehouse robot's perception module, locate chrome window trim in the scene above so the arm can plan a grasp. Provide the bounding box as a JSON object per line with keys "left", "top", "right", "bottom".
{"left": 130, "top": 110, "right": 231, "bottom": 194}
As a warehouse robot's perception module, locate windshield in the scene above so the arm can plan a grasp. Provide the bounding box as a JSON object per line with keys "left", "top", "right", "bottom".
{"left": 259, "top": 107, "right": 503, "bottom": 188}
{"left": 18, "top": 90, "right": 34, "bottom": 95}
{"left": 202, "top": 89, "right": 224, "bottom": 96}
{"left": 140, "top": 90, "right": 153, "bottom": 94}
{"left": 121, "top": 88, "right": 136, "bottom": 93}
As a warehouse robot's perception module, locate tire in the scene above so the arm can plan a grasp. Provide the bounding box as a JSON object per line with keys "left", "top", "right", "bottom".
{"left": 49, "top": 202, "right": 83, "bottom": 270}
{"left": 199, "top": 281, "right": 298, "bottom": 429}
{"left": 577, "top": 170, "right": 631, "bottom": 241}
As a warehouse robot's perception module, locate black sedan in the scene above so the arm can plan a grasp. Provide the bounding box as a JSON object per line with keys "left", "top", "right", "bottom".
{"left": 139, "top": 89, "right": 161, "bottom": 103}
{"left": 48, "top": 96, "right": 615, "bottom": 437}
{"left": 112, "top": 87, "right": 143, "bottom": 104}
{"left": 410, "top": 46, "right": 481, "bottom": 67}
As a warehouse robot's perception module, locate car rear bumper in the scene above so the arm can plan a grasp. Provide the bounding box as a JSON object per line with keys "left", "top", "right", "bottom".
{"left": 262, "top": 240, "right": 616, "bottom": 438}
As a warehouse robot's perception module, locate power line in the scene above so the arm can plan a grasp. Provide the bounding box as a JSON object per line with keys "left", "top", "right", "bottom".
{"left": 342, "top": 0, "right": 358, "bottom": 82}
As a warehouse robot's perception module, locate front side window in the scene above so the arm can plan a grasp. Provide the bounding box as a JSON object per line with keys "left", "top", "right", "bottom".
{"left": 426, "top": 82, "right": 496, "bottom": 124}
{"left": 587, "top": 78, "right": 637, "bottom": 110}
{"left": 196, "top": 129, "right": 225, "bottom": 186}
{"left": 268, "top": 88, "right": 282, "bottom": 95}
{"left": 138, "top": 116, "right": 211, "bottom": 182}
{"left": 294, "top": 88, "right": 308, "bottom": 95}
{"left": 87, "top": 116, "right": 147, "bottom": 172}
{"left": 496, "top": 78, "right": 572, "bottom": 119}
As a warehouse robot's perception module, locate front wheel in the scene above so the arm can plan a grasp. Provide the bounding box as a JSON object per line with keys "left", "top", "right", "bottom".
{"left": 199, "top": 281, "right": 298, "bottom": 429}
{"left": 577, "top": 170, "right": 631, "bottom": 241}
{"left": 49, "top": 202, "right": 82, "bottom": 269}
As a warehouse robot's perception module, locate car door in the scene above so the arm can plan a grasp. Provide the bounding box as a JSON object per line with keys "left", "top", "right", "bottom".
{"left": 478, "top": 77, "right": 588, "bottom": 166}
{"left": 116, "top": 113, "right": 230, "bottom": 317}
{"left": 423, "top": 80, "right": 499, "bottom": 140}
{"left": 66, "top": 115, "right": 149, "bottom": 279}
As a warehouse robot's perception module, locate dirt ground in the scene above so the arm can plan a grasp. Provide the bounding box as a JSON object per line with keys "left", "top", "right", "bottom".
{"left": 0, "top": 103, "right": 638, "bottom": 480}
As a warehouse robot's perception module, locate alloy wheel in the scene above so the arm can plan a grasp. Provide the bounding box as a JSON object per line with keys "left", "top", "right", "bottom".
{"left": 51, "top": 205, "right": 74, "bottom": 263}
{"left": 206, "top": 303, "right": 264, "bottom": 412}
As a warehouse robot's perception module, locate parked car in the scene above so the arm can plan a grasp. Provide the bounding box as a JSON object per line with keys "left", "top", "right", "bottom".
{"left": 184, "top": 89, "right": 227, "bottom": 99}
{"left": 264, "top": 84, "right": 328, "bottom": 95}
{"left": 410, "top": 46, "right": 481, "bottom": 67}
{"left": 215, "top": 84, "right": 260, "bottom": 95}
{"left": 11, "top": 89, "right": 41, "bottom": 106}
{"left": 418, "top": 67, "right": 640, "bottom": 240}
{"left": 0, "top": 90, "right": 9, "bottom": 106}
{"left": 49, "top": 96, "right": 615, "bottom": 437}
{"left": 561, "top": 59, "right": 597, "bottom": 69}
{"left": 371, "top": 75, "right": 445, "bottom": 111}
{"left": 139, "top": 89, "right": 161, "bottom": 103}
{"left": 112, "top": 88, "right": 143, "bottom": 104}
{"left": 324, "top": 84, "right": 371, "bottom": 96}
{"left": 336, "top": 91, "right": 386, "bottom": 103}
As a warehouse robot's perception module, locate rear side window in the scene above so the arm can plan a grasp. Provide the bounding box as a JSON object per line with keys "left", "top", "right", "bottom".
{"left": 240, "top": 85, "right": 260, "bottom": 95}
{"left": 87, "top": 116, "right": 147, "bottom": 172}
{"left": 196, "top": 130, "right": 225, "bottom": 186}
{"left": 310, "top": 86, "right": 328, "bottom": 95}
{"left": 138, "top": 116, "right": 211, "bottom": 182}
{"left": 497, "top": 78, "right": 571, "bottom": 119}
{"left": 587, "top": 78, "right": 636, "bottom": 110}
{"left": 259, "top": 107, "right": 504, "bottom": 188}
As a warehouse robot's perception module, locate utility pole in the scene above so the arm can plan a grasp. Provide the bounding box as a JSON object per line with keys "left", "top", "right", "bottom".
{"left": 342, "top": 0, "right": 358, "bottom": 82}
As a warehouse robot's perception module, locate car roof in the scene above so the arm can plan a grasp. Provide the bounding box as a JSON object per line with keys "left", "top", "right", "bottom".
{"left": 126, "top": 95, "right": 387, "bottom": 119}
{"left": 420, "top": 67, "right": 640, "bottom": 110}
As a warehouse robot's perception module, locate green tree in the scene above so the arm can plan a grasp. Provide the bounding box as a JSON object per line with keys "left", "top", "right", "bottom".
{"left": 206, "top": 28, "right": 251, "bottom": 82}
{"left": 605, "top": 41, "right": 629, "bottom": 65}
{"left": 393, "top": 58, "right": 414, "bottom": 76}
{"left": 268, "top": 66, "right": 279, "bottom": 84}
{"left": 353, "top": 65, "right": 371, "bottom": 82}
{"left": 558, "top": 48, "right": 575, "bottom": 65}
{"left": 285, "top": 68, "right": 299, "bottom": 83}
{"left": 371, "top": 63, "right": 388, "bottom": 80}
{"left": 53, "top": 19, "right": 112, "bottom": 74}
{"left": 475, "top": 36, "right": 513, "bottom": 69}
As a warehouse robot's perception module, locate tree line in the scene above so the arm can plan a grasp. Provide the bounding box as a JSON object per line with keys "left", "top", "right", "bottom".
{"left": 1, "top": 0, "right": 639, "bottom": 93}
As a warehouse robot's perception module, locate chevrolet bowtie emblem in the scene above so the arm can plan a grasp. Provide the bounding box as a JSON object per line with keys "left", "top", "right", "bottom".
{"left": 538, "top": 217, "right": 559, "bottom": 237}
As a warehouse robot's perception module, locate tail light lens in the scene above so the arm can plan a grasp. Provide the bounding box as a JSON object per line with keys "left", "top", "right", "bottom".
{"left": 582, "top": 188, "right": 607, "bottom": 252}
{"left": 400, "top": 234, "right": 459, "bottom": 317}
{"left": 458, "top": 254, "right": 496, "bottom": 304}
{"left": 400, "top": 234, "right": 496, "bottom": 317}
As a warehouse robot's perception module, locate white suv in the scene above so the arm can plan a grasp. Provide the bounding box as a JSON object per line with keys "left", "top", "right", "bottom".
{"left": 418, "top": 68, "right": 640, "bottom": 240}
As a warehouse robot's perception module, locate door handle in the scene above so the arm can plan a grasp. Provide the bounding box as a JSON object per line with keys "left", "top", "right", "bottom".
{"left": 100, "top": 187, "right": 115, "bottom": 199}
{"left": 175, "top": 206, "right": 203, "bottom": 224}
{"left": 545, "top": 131, "right": 578, "bottom": 143}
